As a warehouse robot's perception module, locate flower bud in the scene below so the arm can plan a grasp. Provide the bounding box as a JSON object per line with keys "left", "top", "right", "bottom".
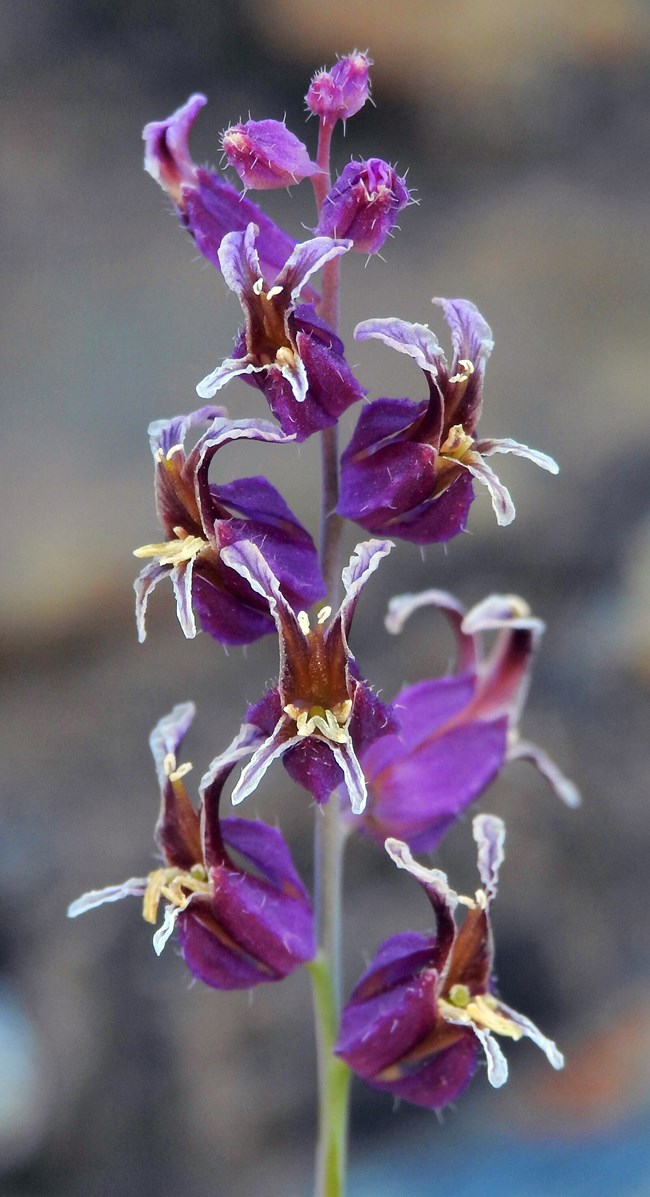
{"left": 306, "top": 50, "right": 372, "bottom": 124}
{"left": 221, "top": 119, "right": 321, "bottom": 190}
{"left": 316, "top": 159, "right": 410, "bottom": 254}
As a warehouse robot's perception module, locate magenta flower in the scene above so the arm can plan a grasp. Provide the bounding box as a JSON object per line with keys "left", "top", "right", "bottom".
{"left": 68, "top": 705, "right": 315, "bottom": 989}
{"left": 220, "top": 539, "right": 395, "bottom": 813}
{"left": 306, "top": 50, "right": 373, "bottom": 125}
{"left": 133, "top": 406, "right": 324, "bottom": 644}
{"left": 195, "top": 223, "right": 365, "bottom": 441}
{"left": 355, "top": 589, "right": 579, "bottom": 851}
{"left": 316, "top": 159, "right": 410, "bottom": 255}
{"left": 338, "top": 299, "right": 558, "bottom": 542}
{"left": 221, "top": 119, "right": 322, "bottom": 190}
{"left": 335, "top": 815, "right": 564, "bottom": 1108}
{"left": 143, "top": 94, "right": 306, "bottom": 290}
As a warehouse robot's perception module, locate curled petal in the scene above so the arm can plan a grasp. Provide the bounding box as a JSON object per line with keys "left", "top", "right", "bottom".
{"left": 171, "top": 561, "right": 198, "bottom": 638}
{"left": 230, "top": 718, "right": 301, "bottom": 806}
{"left": 385, "top": 588, "right": 476, "bottom": 673}
{"left": 134, "top": 560, "right": 168, "bottom": 644}
{"left": 496, "top": 1000, "right": 565, "bottom": 1070}
{"left": 355, "top": 317, "right": 444, "bottom": 378}
{"left": 462, "top": 594, "right": 544, "bottom": 637}
{"left": 474, "top": 436, "right": 559, "bottom": 475}
{"left": 457, "top": 450, "right": 516, "bottom": 525}
{"left": 338, "top": 539, "right": 393, "bottom": 644}
{"left": 472, "top": 814, "right": 505, "bottom": 902}
{"left": 385, "top": 838, "right": 457, "bottom": 911}
{"left": 143, "top": 93, "right": 205, "bottom": 202}
{"left": 195, "top": 356, "right": 261, "bottom": 400}
{"left": 67, "top": 878, "right": 147, "bottom": 918}
{"left": 330, "top": 741, "right": 367, "bottom": 814}
{"left": 432, "top": 298, "right": 494, "bottom": 376}
{"left": 508, "top": 738, "right": 581, "bottom": 808}
{"left": 276, "top": 236, "right": 352, "bottom": 304}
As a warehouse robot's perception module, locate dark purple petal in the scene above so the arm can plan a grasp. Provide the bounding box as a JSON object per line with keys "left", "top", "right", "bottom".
{"left": 209, "top": 863, "right": 314, "bottom": 976}
{"left": 338, "top": 438, "right": 437, "bottom": 528}
{"left": 191, "top": 571, "right": 275, "bottom": 645}
{"left": 282, "top": 737, "right": 343, "bottom": 805}
{"left": 316, "top": 159, "right": 410, "bottom": 255}
{"left": 373, "top": 1034, "right": 478, "bottom": 1109}
{"left": 176, "top": 905, "right": 281, "bottom": 989}
{"left": 336, "top": 970, "right": 438, "bottom": 1078}
{"left": 377, "top": 472, "right": 475, "bottom": 544}
{"left": 222, "top": 120, "right": 321, "bottom": 190}
{"left": 342, "top": 397, "right": 424, "bottom": 457}
{"left": 348, "top": 932, "right": 436, "bottom": 1000}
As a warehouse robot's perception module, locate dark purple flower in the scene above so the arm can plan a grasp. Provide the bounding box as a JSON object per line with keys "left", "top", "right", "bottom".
{"left": 338, "top": 300, "right": 558, "bottom": 542}
{"left": 316, "top": 159, "right": 410, "bottom": 255}
{"left": 133, "top": 406, "right": 325, "bottom": 644}
{"left": 143, "top": 94, "right": 308, "bottom": 292}
{"left": 195, "top": 224, "right": 365, "bottom": 441}
{"left": 335, "top": 815, "right": 564, "bottom": 1108}
{"left": 219, "top": 539, "right": 395, "bottom": 813}
{"left": 306, "top": 50, "right": 372, "bottom": 125}
{"left": 221, "top": 119, "right": 322, "bottom": 190}
{"left": 354, "top": 589, "right": 579, "bottom": 851}
{"left": 68, "top": 705, "right": 315, "bottom": 989}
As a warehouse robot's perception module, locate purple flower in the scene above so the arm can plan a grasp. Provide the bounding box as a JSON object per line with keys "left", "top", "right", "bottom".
{"left": 219, "top": 539, "right": 395, "bottom": 813}
{"left": 68, "top": 705, "right": 315, "bottom": 989}
{"left": 143, "top": 94, "right": 308, "bottom": 292}
{"left": 338, "top": 299, "right": 558, "bottom": 542}
{"left": 335, "top": 815, "right": 564, "bottom": 1108}
{"left": 306, "top": 50, "right": 372, "bottom": 125}
{"left": 355, "top": 589, "right": 579, "bottom": 851}
{"left": 133, "top": 406, "right": 325, "bottom": 644}
{"left": 195, "top": 224, "right": 365, "bottom": 441}
{"left": 316, "top": 159, "right": 410, "bottom": 255}
{"left": 221, "top": 119, "right": 322, "bottom": 190}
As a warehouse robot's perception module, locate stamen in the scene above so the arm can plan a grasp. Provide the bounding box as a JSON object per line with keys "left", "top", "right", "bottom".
{"left": 297, "top": 610, "right": 311, "bottom": 635}
{"left": 275, "top": 346, "right": 297, "bottom": 368}
{"left": 168, "top": 760, "right": 193, "bottom": 783}
{"left": 265, "top": 285, "right": 283, "bottom": 299}
{"left": 252, "top": 277, "right": 265, "bottom": 295}
{"left": 440, "top": 424, "right": 474, "bottom": 461}
{"left": 166, "top": 442, "right": 184, "bottom": 459}
{"left": 142, "top": 864, "right": 209, "bottom": 925}
{"left": 317, "top": 605, "right": 332, "bottom": 625}
{"left": 449, "top": 358, "right": 475, "bottom": 384}
{"left": 133, "top": 534, "right": 206, "bottom": 566}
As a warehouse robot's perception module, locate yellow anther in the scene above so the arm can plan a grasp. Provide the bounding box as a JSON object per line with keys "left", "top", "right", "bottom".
{"left": 440, "top": 424, "right": 474, "bottom": 461}
{"left": 275, "top": 346, "right": 297, "bottom": 368}
{"left": 163, "top": 752, "right": 177, "bottom": 777}
{"left": 168, "top": 760, "right": 193, "bottom": 784}
{"left": 448, "top": 983, "right": 470, "bottom": 1008}
{"left": 317, "top": 605, "right": 332, "bottom": 625}
{"left": 284, "top": 701, "right": 351, "bottom": 745}
{"left": 449, "top": 358, "right": 475, "bottom": 384}
{"left": 142, "top": 865, "right": 209, "bottom": 925}
{"left": 133, "top": 534, "right": 206, "bottom": 566}
{"left": 438, "top": 992, "right": 523, "bottom": 1042}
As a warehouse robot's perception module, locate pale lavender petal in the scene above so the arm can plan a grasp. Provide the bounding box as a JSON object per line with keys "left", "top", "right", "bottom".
{"left": 432, "top": 298, "right": 494, "bottom": 374}
{"left": 471, "top": 1025, "right": 509, "bottom": 1087}
{"left": 496, "top": 1000, "right": 565, "bottom": 1070}
{"left": 198, "top": 722, "right": 263, "bottom": 800}
{"left": 472, "top": 814, "right": 506, "bottom": 902}
{"left": 339, "top": 539, "right": 393, "bottom": 642}
{"left": 217, "top": 223, "right": 261, "bottom": 298}
{"left": 456, "top": 452, "right": 516, "bottom": 525}
{"left": 220, "top": 540, "right": 296, "bottom": 636}
{"left": 462, "top": 594, "right": 544, "bottom": 637}
{"left": 354, "top": 318, "right": 445, "bottom": 377}
{"left": 276, "top": 349, "right": 309, "bottom": 404}
{"left": 196, "top": 355, "right": 261, "bottom": 400}
{"left": 329, "top": 741, "right": 367, "bottom": 814}
{"left": 170, "top": 561, "right": 197, "bottom": 638}
{"left": 134, "top": 560, "right": 167, "bottom": 644}
{"left": 147, "top": 405, "right": 227, "bottom": 459}
{"left": 474, "top": 437, "right": 559, "bottom": 475}
{"left": 276, "top": 236, "right": 351, "bottom": 303}
{"left": 385, "top": 839, "right": 458, "bottom": 913}
{"left": 196, "top": 416, "right": 295, "bottom": 476}
{"left": 385, "top": 589, "right": 475, "bottom": 673}
{"left": 508, "top": 738, "right": 581, "bottom": 808}
{"left": 68, "top": 878, "right": 148, "bottom": 918}
{"left": 230, "top": 719, "right": 301, "bottom": 806}
{"left": 150, "top": 702, "right": 196, "bottom": 787}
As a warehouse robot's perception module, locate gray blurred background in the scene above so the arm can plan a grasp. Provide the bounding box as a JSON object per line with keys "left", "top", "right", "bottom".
{"left": 1, "top": 1, "right": 649, "bottom": 1194}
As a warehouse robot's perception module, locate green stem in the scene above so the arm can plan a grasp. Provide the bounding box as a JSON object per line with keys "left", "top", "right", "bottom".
{"left": 308, "top": 946, "right": 352, "bottom": 1197}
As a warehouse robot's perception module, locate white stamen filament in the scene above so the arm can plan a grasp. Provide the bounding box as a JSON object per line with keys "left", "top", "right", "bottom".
{"left": 133, "top": 534, "right": 206, "bottom": 567}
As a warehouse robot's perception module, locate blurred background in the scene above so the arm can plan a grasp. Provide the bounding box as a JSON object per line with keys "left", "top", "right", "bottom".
{"left": 1, "top": 1, "right": 649, "bottom": 1193}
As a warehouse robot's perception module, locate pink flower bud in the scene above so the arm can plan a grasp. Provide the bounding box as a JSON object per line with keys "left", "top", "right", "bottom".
{"left": 306, "top": 50, "right": 372, "bottom": 124}
{"left": 316, "top": 158, "right": 410, "bottom": 254}
{"left": 221, "top": 119, "right": 321, "bottom": 190}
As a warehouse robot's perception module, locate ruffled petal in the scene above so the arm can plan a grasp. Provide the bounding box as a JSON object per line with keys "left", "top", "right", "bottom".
{"left": 134, "top": 560, "right": 168, "bottom": 644}
{"left": 508, "top": 738, "right": 581, "bottom": 808}
{"left": 456, "top": 450, "right": 516, "bottom": 525}
{"left": 196, "top": 355, "right": 262, "bottom": 400}
{"left": 385, "top": 588, "right": 476, "bottom": 673}
{"left": 474, "top": 436, "right": 559, "bottom": 475}
{"left": 67, "top": 877, "right": 148, "bottom": 919}
{"left": 276, "top": 236, "right": 351, "bottom": 303}
{"left": 355, "top": 317, "right": 445, "bottom": 378}
{"left": 472, "top": 813, "right": 505, "bottom": 902}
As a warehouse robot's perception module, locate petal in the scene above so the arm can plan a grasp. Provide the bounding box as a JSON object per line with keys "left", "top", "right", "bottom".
{"left": 432, "top": 297, "right": 494, "bottom": 375}
{"left": 336, "top": 968, "right": 439, "bottom": 1079}
{"left": 329, "top": 741, "right": 367, "bottom": 814}
{"left": 457, "top": 450, "right": 516, "bottom": 525}
{"left": 150, "top": 703, "right": 203, "bottom": 869}
{"left": 385, "top": 588, "right": 476, "bottom": 673}
{"left": 147, "top": 404, "right": 227, "bottom": 460}
{"left": 471, "top": 1024, "right": 509, "bottom": 1087}
{"left": 196, "top": 354, "right": 262, "bottom": 400}
{"left": 462, "top": 595, "right": 544, "bottom": 725}
{"left": 385, "top": 839, "right": 457, "bottom": 911}
{"left": 373, "top": 472, "right": 475, "bottom": 546}
{"left": 508, "top": 738, "right": 581, "bottom": 808}
{"left": 472, "top": 813, "right": 506, "bottom": 902}
{"left": 276, "top": 236, "right": 351, "bottom": 304}
{"left": 354, "top": 318, "right": 445, "bottom": 378}
{"left": 67, "top": 877, "right": 148, "bottom": 918}
{"left": 338, "top": 539, "right": 393, "bottom": 643}
{"left": 217, "top": 223, "right": 261, "bottom": 298}
{"left": 230, "top": 718, "right": 301, "bottom": 806}
{"left": 474, "top": 436, "right": 559, "bottom": 475}
{"left": 170, "top": 561, "right": 197, "bottom": 638}
{"left": 150, "top": 702, "right": 196, "bottom": 787}
{"left": 134, "top": 560, "right": 168, "bottom": 644}
{"left": 143, "top": 94, "right": 205, "bottom": 201}
{"left": 495, "top": 1000, "right": 565, "bottom": 1070}
{"left": 276, "top": 349, "right": 309, "bottom": 404}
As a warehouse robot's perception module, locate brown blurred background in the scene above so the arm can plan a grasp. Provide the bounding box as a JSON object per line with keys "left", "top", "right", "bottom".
{"left": 1, "top": 2, "right": 649, "bottom": 1194}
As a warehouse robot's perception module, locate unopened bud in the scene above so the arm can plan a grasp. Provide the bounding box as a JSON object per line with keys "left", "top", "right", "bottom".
{"left": 306, "top": 50, "right": 372, "bottom": 125}
{"left": 221, "top": 119, "right": 321, "bottom": 190}
{"left": 316, "top": 159, "right": 410, "bottom": 254}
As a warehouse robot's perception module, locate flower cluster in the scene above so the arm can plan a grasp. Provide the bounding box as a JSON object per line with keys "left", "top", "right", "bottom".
{"left": 71, "top": 49, "right": 576, "bottom": 1127}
